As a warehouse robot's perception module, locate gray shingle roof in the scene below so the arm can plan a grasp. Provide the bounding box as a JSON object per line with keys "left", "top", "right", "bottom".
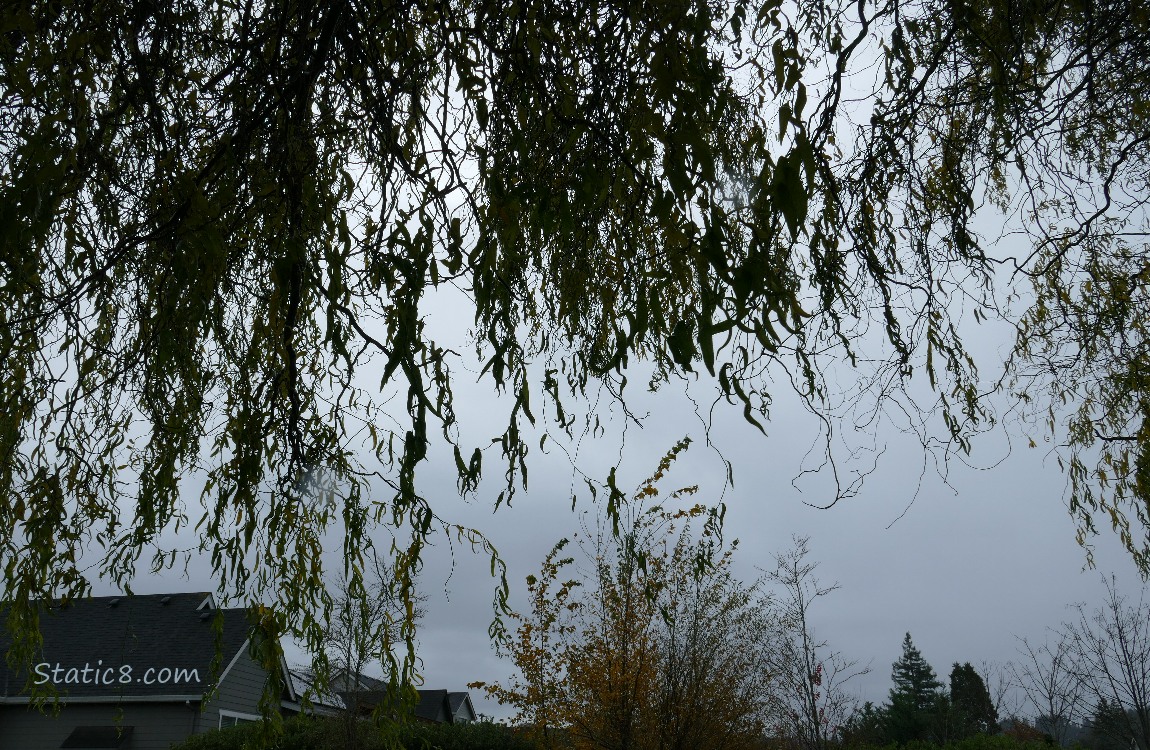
{"left": 336, "top": 686, "right": 474, "bottom": 723}
{"left": 0, "top": 592, "right": 251, "bottom": 701}
{"left": 414, "top": 689, "right": 449, "bottom": 722}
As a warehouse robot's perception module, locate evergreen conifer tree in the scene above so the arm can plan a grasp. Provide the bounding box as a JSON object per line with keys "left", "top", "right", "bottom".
{"left": 885, "top": 633, "right": 944, "bottom": 743}
{"left": 950, "top": 662, "right": 999, "bottom": 737}
{"left": 1087, "top": 699, "right": 1137, "bottom": 750}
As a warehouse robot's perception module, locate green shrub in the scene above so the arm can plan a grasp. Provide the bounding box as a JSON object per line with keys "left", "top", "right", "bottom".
{"left": 171, "top": 716, "right": 538, "bottom": 750}
{"left": 397, "top": 719, "right": 539, "bottom": 750}
{"left": 171, "top": 714, "right": 339, "bottom": 750}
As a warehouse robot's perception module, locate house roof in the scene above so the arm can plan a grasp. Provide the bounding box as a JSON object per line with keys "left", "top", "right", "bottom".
{"left": 447, "top": 691, "right": 475, "bottom": 720}
{"left": 0, "top": 592, "right": 251, "bottom": 702}
{"left": 332, "top": 684, "right": 476, "bottom": 724}
{"left": 285, "top": 669, "right": 347, "bottom": 710}
{"left": 414, "top": 689, "right": 450, "bottom": 722}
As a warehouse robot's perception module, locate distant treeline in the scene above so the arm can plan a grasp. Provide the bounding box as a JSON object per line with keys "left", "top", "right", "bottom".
{"left": 840, "top": 632, "right": 1149, "bottom": 750}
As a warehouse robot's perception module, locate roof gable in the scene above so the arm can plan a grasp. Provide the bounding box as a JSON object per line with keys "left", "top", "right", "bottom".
{"left": 1, "top": 593, "right": 252, "bottom": 701}
{"left": 447, "top": 691, "right": 476, "bottom": 722}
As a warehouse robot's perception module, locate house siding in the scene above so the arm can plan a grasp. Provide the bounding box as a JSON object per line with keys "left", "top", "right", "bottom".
{"left": 201, "top": 648, "right": 271, "bottom": 730}
{"left": 0, "top": 701, "right": 201, "bottom": 750}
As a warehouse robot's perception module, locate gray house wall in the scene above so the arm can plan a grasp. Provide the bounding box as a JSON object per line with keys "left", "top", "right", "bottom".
{"left": 0, "top": 701, "right": 201, "bottom": 750}
{"left": 201, "top": 644, "right": 272, "bottom": 730}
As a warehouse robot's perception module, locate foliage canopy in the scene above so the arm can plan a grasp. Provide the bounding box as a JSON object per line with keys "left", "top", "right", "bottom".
{"left": 2, "top": 0, "right": 1149, "bottom": 700}
{"left": 475, "top": 443, "right": 774, "bottom": 750}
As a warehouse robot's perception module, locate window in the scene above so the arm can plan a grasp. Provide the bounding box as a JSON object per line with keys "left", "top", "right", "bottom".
{"left": 219, "top": 710, "right": 261, "bottom": 728}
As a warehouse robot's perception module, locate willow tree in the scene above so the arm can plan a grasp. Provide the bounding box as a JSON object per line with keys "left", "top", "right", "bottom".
{"left": 0, "top": 0, "right": 825, "bottom": 693}
{"left": 827, "top": 0, "right": 1150, "bottom": 567}
{"left": 1, "top": 0, "right": 1148, "bottom": 703}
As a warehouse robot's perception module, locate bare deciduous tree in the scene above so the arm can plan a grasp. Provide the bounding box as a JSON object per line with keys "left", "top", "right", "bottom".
{"left": 767, "top": 536, "right": 868, "bottom": 750}
{"left": 1012, "top": 633, "right": 1084, "bottom": 746}
{"left": 1062, "top": 578, "right": 1150, "bottom": 750}
{"left": 979, "top": 660, "right": 1023, "bottom": 722}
